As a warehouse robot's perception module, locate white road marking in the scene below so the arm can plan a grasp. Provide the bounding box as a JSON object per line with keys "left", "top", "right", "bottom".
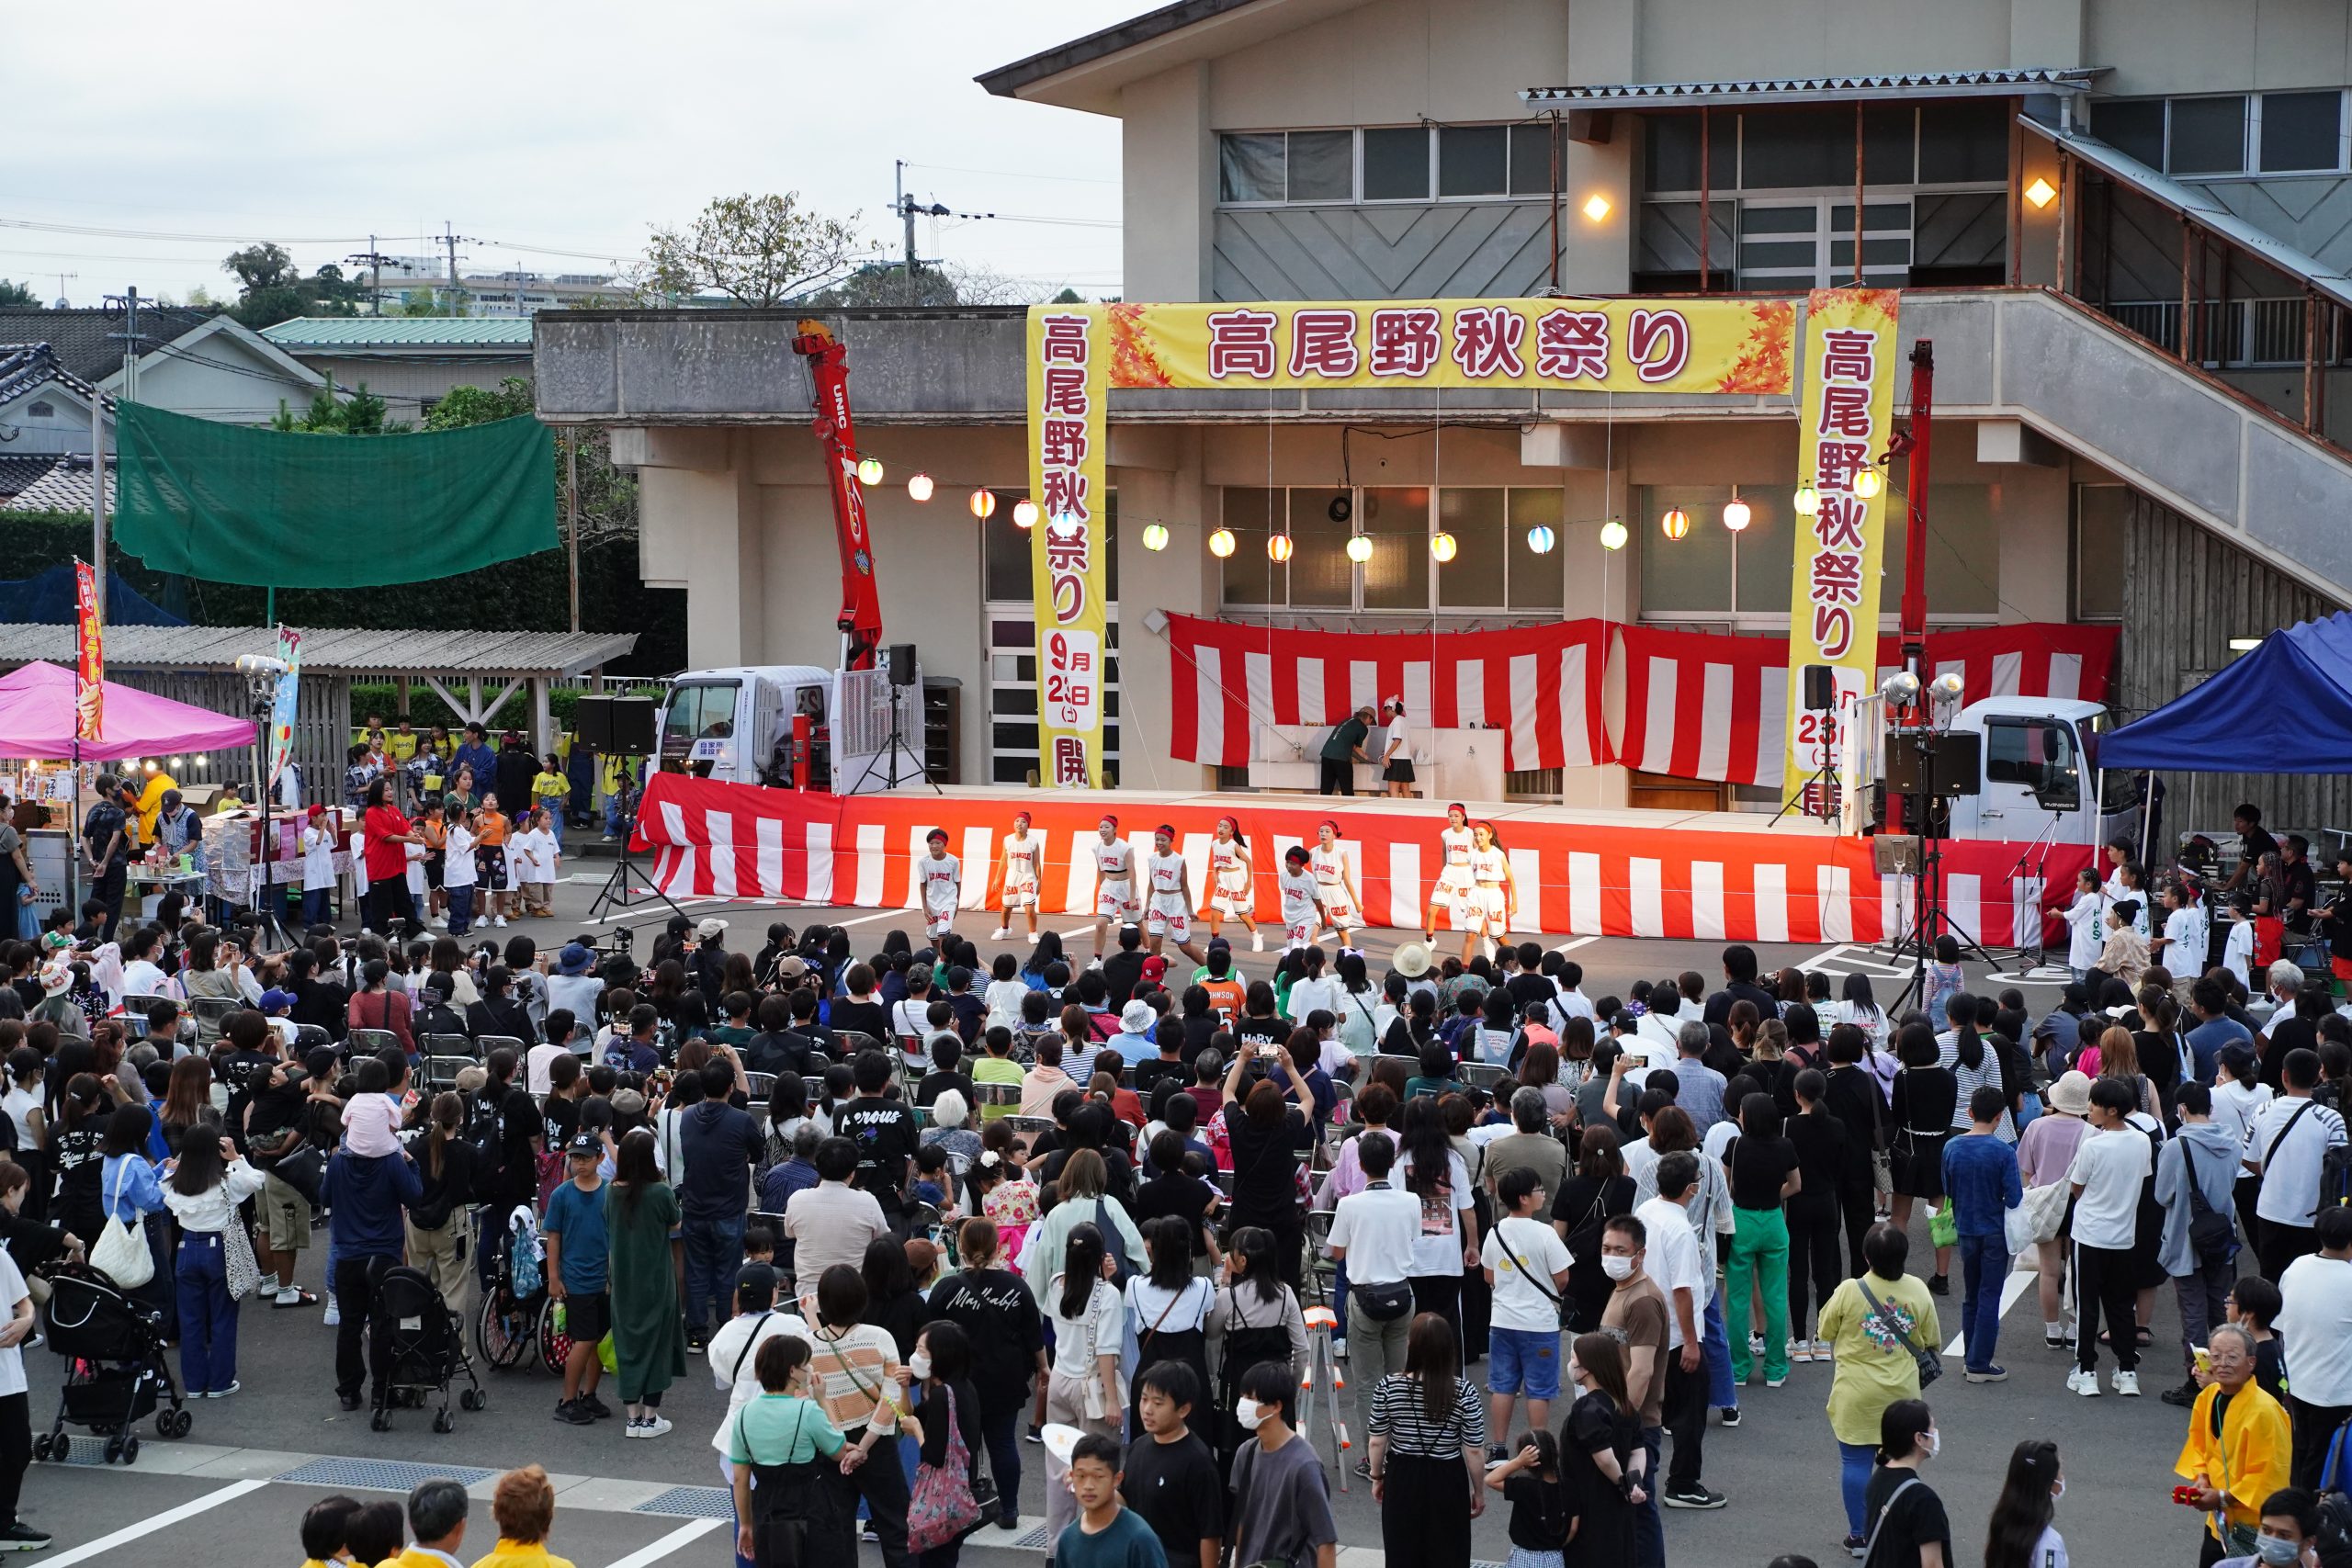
{"left": 1942, "top": 1265, "right": 2040, "bottom": 1358}
{"left": 604, "top": 1519, "right": 725, "bottom": 1567}
{"left": 43, "top": 1478, "right": 271, "bottom": 1566}
{"left": 1552, "top": 935, "right": 1600, "bottom": 953}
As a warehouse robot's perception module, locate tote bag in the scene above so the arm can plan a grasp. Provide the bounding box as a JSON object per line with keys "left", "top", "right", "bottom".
{"left": 906, "top": 1385, "right": 983, "bottom": 1551}
{"left": 91, "top": 1164, "right": 154, "bottom": 1289}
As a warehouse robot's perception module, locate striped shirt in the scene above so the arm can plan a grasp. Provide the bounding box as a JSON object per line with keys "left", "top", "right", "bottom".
{"left": 1935, "top": 1032, "right": 2013, "bottom": 1142}
{"left": 1368, "top": 1374, "right": 1487, "bottom": 1458}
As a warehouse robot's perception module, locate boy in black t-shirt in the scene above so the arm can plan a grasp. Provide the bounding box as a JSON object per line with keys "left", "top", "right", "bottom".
{"left": 1121, "top": 1359, "right": 1223, "bottom": 1568}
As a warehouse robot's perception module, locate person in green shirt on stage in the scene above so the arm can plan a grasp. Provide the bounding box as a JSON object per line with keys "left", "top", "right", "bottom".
{"left": 1317, "top": 706, "right": 1374, "bottom": 796}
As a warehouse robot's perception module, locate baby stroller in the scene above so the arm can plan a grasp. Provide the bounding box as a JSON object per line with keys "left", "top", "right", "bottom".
{"left": 36, "top": 1265, "right": 189, "bottom": 1465}
{"left": 368, "top": 1265, "right": 484, "bottom": 1433}
{"left": 475, "top": 1203, "right": 549, "bottom": 1374}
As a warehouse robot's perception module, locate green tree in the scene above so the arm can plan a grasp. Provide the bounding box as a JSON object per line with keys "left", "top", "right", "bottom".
{"left": 220, "top": 243, "right": 362, "bottom": 329}
{"left": 0, "top": 279, "right": 37, "bottom": 307}
{"left": 801, "top": 261, "right": 963, "bottom": 309}
{"left": 269, "top": 381, "right": 391, "bottom": 434}
{"left": 641, "top": 193, "right": 871, "bottom": 308}
{"left": 423, "top": 377, "right": 535, "bottom": 430}
{"left": 1049, "top": 288, "right": 1084, "bottom": 304}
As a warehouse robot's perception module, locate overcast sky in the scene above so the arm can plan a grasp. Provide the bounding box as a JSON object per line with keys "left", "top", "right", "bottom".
{"left": 2, "top": 1, "right": 1138, "bottom": 308}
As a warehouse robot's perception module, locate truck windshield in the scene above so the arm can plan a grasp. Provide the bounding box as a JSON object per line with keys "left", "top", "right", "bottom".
{"left": 660, "top": 682, "right": 739, "bottom": 756}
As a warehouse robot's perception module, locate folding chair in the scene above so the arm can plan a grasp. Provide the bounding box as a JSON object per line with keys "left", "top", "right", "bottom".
{"left": 422, "top": 1033, "right": 479, "bottom": 1062}
{"left": 1457, "top": 1063, "right": 1506, "bottom": 1093}
{"left": 743, "top": 1071, "right": 776, "bottom": 1100}
{"left": 476, "top": 1034, "right": 529, "bottom": 1065}
{"left": 348, "top": 1028, "right": 401, "bottom": 1058}
{"left": 190, "top": 996, "right": 240, "bottom": 1043}
{"left": 291, "top": 1024, "right": 334, "bottom": 1053}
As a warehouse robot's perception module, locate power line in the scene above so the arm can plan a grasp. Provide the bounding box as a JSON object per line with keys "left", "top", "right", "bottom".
{"left": 900, "top": 161, "right": 1118, "bottom": 186}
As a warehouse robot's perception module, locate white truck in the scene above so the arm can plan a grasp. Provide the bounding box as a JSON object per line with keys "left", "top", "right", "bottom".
{"left": 655, "top": 663, "right": 925, "bottom": 795}
{"left": 1846, "top": 693, "right": 2144, "bottom": 852}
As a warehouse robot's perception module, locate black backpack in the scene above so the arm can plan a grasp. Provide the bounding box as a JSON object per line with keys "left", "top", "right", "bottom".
{"left": 464, "top": 1087, "right": 507, "bottom": 1204}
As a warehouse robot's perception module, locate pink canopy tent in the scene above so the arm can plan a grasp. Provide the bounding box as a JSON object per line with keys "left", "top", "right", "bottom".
{"left": 0, "top": 661, "right": 255, "bottom": 761}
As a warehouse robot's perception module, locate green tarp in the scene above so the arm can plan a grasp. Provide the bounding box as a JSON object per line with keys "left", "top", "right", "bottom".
{"left": 114, "top": 403, "right": 557, "bottom": 588}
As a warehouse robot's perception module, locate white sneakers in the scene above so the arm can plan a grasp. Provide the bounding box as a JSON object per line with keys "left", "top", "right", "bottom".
{"left": 493, "top": 915, "right": 509, "bottom": 928}
{"left": 2114, "top": 1371, "right": 2140, "bottom": 1396}
{"left": 1252, "top": 932, "right": 1264, "bottom": 952}
{"left": 626, "top": 1414, "right": 673, "bottom": 1438}
{"left": 2066, "top": 1368, "right": 2099, "bottom": 1397}
{"left": 990, "top": 927, "right": 1010, "bottom": 940}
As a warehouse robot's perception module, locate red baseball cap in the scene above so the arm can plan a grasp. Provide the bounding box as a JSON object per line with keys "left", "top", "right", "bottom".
{"left": 1139, "top": 955, "right": 1170, "bottom": 982}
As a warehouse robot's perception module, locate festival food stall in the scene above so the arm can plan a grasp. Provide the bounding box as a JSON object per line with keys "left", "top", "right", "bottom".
{"left": 0, "top": 662, "right": 255, "bottom": 923}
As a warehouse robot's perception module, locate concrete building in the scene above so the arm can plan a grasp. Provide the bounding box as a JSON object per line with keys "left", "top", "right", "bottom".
{"left": 536, "top": 0, "right": 2352, "bottom": 824}
{"left": 262, "top": 317, "right": 534, "bottom": 424}
{"left": 362, "top": 256, "right": 634, "bottom": 317}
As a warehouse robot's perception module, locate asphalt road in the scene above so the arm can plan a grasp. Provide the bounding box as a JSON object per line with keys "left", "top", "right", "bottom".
{"left": 11, "top": 863, "right": 2202, "bottom": 1568}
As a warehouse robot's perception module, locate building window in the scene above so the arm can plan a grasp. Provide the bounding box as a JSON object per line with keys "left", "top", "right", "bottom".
{"left": 1362, "top": 128, "right": 1431, "bottom": 200}
{"left": 2095, "top": 100, "right": 2165, "bottom": 167}
{"left": 1217, "top": 484, "right": 1563, "bottom": 612}
{"left": 2169, "top": 96, "right": 2249, "bottom": 175}
{"left": 1219, "top": 133, "right": 1286, "bottom": 203}
{"left": 982, "top": 491, "right": 1117, "bottom": 601}
{"left": 1634, "top": 481, "right": 1996, "bottom": 620}
{"left": 1439, "top": 126, "right": 1510, "bottom": 197}
{"left": 2261, "top": 91, "right": 2343, "bottom": 174}
{"left": 1288, "top": 130, "right": 1354, "bottom": 199}
{"left": 23, "top": 401, "right": 51, "bottom": 420}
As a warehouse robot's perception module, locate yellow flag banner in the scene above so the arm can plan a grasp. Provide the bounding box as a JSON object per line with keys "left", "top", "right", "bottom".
{"left": 1782, "top": 288, "right": 1902, "bottom": 816}
{"left": 1023, "top": 297, "right": 1798, "bottom": 787}
{"left": 1026, "top": 306, "right": 1112, "bottom": 788}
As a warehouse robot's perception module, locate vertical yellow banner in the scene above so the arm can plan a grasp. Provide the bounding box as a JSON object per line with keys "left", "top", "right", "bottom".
{"left": 1026, "top": 305, "right": 1110, "bottom": 787}
{"left": 1783, "top": 288, "right": 1900, "bottom": 815}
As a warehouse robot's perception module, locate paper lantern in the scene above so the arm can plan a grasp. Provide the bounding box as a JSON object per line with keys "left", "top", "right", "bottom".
{"left": 968, "top": 488, "right": 996, "bottom": 520}
{"left": 1660, "top": 507, "right": 1690, "bottom": 541}
{"left": 1430, "top": 532, "right": 1457, "bottom": 562}
{"left": 1524, "top": 525, "right": 1556, "bottom": 554}
{"left": 1268, "top": 534, "right": 1295, "bottom": 562}
{"left": 1345, "top": 535, "right": 1374, "bottom": 563}
{"left": 854, "top": 457, "right": 884, "bottom": 486}
{"left": 1012, "top": 499, "right": 1039, "bottom": 529}
{"left": 1723, "top": 496, "right": 1751, "bottom": 531}
{"left": 1792, "top": 485, "right": 1820, "bottom": 516}
{"left": 1141, "top": 524, "right": 1170, "bottom": 551}
{"left": 1599, "top": 519, "right": 1628, "bottom": 551}
{"left": 906, "top": 472, "right": 934, "bottom": 502}
{"left": 1853, "top": 468, "right": 1883, "bottom": 499}
{"left": 1208, "top": 528, "right": 1236, "bottom": 558}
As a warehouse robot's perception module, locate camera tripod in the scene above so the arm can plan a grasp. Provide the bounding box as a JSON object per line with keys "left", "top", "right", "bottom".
{"left": 587, "top": 809, "right": 684, "bottom": 925}
{"left": 1882, "top": 818, "right": 1997, "bottom": 1013}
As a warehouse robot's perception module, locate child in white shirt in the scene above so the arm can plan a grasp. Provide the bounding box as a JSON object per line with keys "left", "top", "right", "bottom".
{"left": 513, "top": 809, "right": 559, "bottom": 918}
{"left": 299, "top": 806, "right": 337, "bottom": 929}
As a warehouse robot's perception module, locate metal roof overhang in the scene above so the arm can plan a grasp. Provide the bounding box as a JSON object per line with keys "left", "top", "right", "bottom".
{"left": 0, "top": 626, "right": 638, "bottom": 680}
{"left": 2018, "top": 117, "right": 2352, "bottom": 314}
{"left": 1521, "top": 67, "right": 2102, "bottom": 107}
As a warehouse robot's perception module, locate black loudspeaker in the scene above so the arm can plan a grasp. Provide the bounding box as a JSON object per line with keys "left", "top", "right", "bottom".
{"left": 1801, "top": 663, "right": 1836, "bottom": 713}
{"left": 605, "top": 698, "right": 659, "bottom": 755}
{"left": 887, "top": 644, "right": 918, "bottom": 687}
{"left": 1932, "top": 730, "right": 1982, "bottom": 796}
{"left": 573, "top": 695, "right": 614, "bottom": 750}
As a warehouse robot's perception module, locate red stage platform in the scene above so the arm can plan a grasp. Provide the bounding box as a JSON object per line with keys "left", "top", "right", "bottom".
{"left": 631, "top": 774, "right": 2088, "bottom": 949}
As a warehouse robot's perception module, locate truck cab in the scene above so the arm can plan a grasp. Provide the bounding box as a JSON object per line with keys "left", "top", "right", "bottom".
{"left": 656, "top": 666, "right": 835, "bottom": 789}
{"left": 1944, "top": 696, "right": 2143, "bottom": 847}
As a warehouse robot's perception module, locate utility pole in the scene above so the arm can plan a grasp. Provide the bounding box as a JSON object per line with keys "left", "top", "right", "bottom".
{"left": 897, "top": 161, "right": 915, "bottom": 304}
{"left": 439, "top": 222, "right": 478, "bottom": 316}
{"left": 565, "top": 435, "right": 582, "bottom": 633}
{"left": 345, "top": 239, "right": 395, "bottom": 316}
{"left": 91, "top": 286, "right": 145, "bottom": 635}
{"left": 51, "top": 272, "right": 76, "bottom": 307}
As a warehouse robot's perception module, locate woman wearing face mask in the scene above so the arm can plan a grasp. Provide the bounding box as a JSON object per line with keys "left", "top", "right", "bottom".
{"left": 904, "top": 1319, "right": 982, "bottom": 1568}
{"left": 1982, "top": 1438, "right": 2066, "bottom": 1568}
{"left": 1860, "top": 1397, "right": 1948, "bottom": 1568}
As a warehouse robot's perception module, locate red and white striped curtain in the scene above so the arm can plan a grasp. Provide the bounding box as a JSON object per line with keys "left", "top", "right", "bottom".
{"left": 1165, "top": 615, "right": 1608, "bottom": 773}
{"left": 1617, "top": 623, "right": 2120, "bottom": 785}
{"left": 1168, "top": 615, "right": 2118, "bottom": 786}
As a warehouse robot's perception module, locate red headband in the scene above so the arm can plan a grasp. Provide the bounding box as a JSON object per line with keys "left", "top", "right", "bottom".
{"left": 1099, "top": 816, "right": 1117, "bottom": 831}
{"left": 1155, "top": 823, "right": 1176, "bottom": 840}
{"left": 926, "top": 829, "right": 948, "bottom": 844}
{"left": 1447, "top": 802, "right": 1467, "bottom": 818}
{"left": 1284, "top": 846, "right": 1311, "bottom": 864}
{"left": 1216, "top": 815, "right": 1238, "bottom": 834}
{"left": 1317, "top": 819, "right": 1341, "bottom": 838}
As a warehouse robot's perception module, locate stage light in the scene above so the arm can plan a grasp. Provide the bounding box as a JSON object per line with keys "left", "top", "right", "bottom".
{"left": 1525, "top": 524, "right": 1556, "bottom": 554}
{"left": 854, "top": 457, "right": 884, "bottom": 486}
{"left": 906, "top": 472, "right": 934, "bottom": 502}
{"left": 1930, "top": 671, "right": 1966, "bottom": 701}
{"left": 1723, "top": 491, "right": 1751, "bottom": 531}
{"left": 1853, "top": 468, "right": 1883, "bottom": 500}
{"left": 1346, "top": 535, "right": 1374, "bottom": 564}
{"left": 1012, "top": 499, "right": 1039, "bottom": 529}
{"left": 1878, "top": 671, "right": 1920, "bottom": 704}
{"left": 1141, "top": 524, "right": 1170, "bottom": 551}
{"left": 1599, "top": 518, "right": 1628, "bottom": 551}
{"left": 167, "top": 757, "right": 181, "bottom": 769}
{"left": 2228, "top": 636, "right": 2264, "bottom": 651}
{"left": 1268, "top": 533, "right": 1295, "bottom": 562}
{"left": 1660, "top": 507, "right": 1690, "bottom": 541}
{"left": 2025, "top": 175, "right": 2057, "bottom": 209}
{"left": 1430, "top": 532, "right": 1457, "bottom": 562}
{"left": 968, "top": 488, "right": 996, "bottom": 520}
{"left": 1792, "top": 484, "right": 1820, "bottom": 516}
{"left": 1581, "top": 193, "right": 1612, "bottom": 222}
{"left": 1209, "top": 528, "right": 1237, "bottom": 558}
{"left": 1047, "top": 511, "right": 1080, "bottom": 539}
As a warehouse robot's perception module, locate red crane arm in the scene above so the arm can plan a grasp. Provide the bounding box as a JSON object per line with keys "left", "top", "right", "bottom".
{"left": 792, "top": 320, "right": 883, "bottom": 671}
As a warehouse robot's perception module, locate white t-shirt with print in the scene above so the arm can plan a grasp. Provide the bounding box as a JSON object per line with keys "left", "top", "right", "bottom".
{"left": 1396, "top": 1150, "right": 1475, "bottom": 1278}
{"left": 1481, "top": 1214, "right": 1572, "bottom": 1335}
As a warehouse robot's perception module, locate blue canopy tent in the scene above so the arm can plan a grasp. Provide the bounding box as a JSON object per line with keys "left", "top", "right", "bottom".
{"left": 2099, "top": 612, "right": 2352, "bottom": 773}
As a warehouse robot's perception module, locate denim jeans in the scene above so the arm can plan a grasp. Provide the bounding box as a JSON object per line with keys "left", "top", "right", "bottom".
{"left": 979, "top": 1403, "right": 1022, "bottom": 1526}
{"left": 1958, "top": 1232, "right": 2010, "bottom": 1371}
{"left": 684, "top": 1213, "right": 747, "bottom": 1336}
{"left": 175, "top": 1231, "right": 238, "bottom": 1394}
{"left": 1838, "top": 1439, "right": 1875, "bottom": 1535}
{"left": 446, "top": 884, "right": 475, "bottom": 935}
{"left": 301, "top": 887, "right": 330, "bottom": 928}
{"left": 1702, "top": 1291, "right": 1736, "bottom": 1409}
